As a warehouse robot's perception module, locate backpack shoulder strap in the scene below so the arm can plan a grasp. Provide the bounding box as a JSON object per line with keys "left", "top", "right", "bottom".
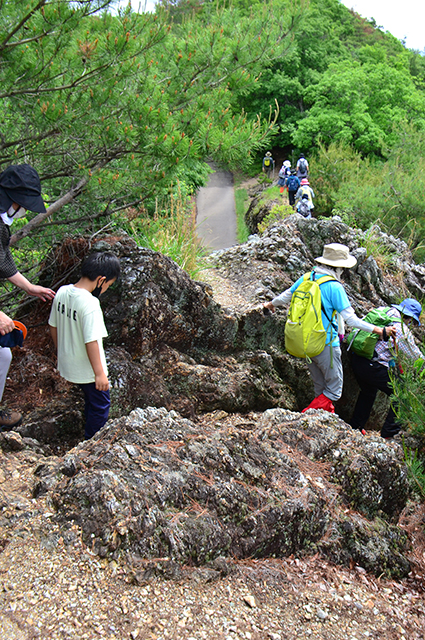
{"left": 383, "top": 306, "right": 401, "bottom": 323}
{"left": 315, "top": 274, "right": 336, "bottom": 285}
{"left": 315, "top": 274, "right": 337, "bottom": 324}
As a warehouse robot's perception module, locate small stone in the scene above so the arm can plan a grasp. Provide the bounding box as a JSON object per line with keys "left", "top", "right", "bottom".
{"left": 243, "top": 595, "right": 256, "bottom": 608}
{"left": 316, "top": 608, "right": 327, "bottom": 620}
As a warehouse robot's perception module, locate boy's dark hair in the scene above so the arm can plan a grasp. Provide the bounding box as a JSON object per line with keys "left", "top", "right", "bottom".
{"left": 81, "top": 252, "right": 120, "bottom": 282}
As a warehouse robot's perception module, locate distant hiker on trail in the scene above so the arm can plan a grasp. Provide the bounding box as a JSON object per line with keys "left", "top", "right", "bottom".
{"left": 296, "top": 154, "right": 309, "bottom": 179}
{"left": 263, "top": 243, "right": 395, "bottom": 414}
{"left": 295, "top": 178, "right": 315, "bottom": 217}
{"left": 0, "top": 164, "right": 56, "bottom": 431}
{"left": 262, "top": 151, "right": 275, "bottom": 179}
{"left": 286, "top": 170, "right": 300, "bottom": 206}
{"left": 296, "top": 194, "right": 314, "bottom": 218}
{"left": 49, "top": 252, "right": 120, "bottom": 440}
{"left": 349, "top": 298, "right": 424, "bottom": 439}
{"left": 277, "top": 171, "right": 286, "bottom": 195}
{"left": 277, "top": 161, "right": 290, "bottom": 195}
{"left": 283, "top": 160, "right": 291, "bottom": 177}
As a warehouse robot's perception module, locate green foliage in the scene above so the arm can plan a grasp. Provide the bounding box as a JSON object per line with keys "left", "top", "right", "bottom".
{"left": 258, "top": 203, "right": 293, "bottom": 234}
{"left": 308, "top": 141, "right": 365, "bottom": 215}
{"left": 257, "top": 173, "right": 273, "bottom": 185}
{"left": 262, "top": 185, "right": 281, "bottom": 199}
{"left": 391, "top": 357, "right": 425, "bottom": 498}
{"left": 391, "top": 357, "right": 425, "bottom": 438}
{"left": 238, "top": 0, "right": 425, "bottom": 164}
{"left": 402, "top": 442, "right": 425, "bottom": 499}
{"left": 234, "top": 188, "right": 250, "bottom": 244}
{"left": 239, "top": 0, "right": 414, "bottom": 151}
{"left": 2, "top": 0, "right": 294, "bottom": 249}
{"left": 293, "top": 58, "right": 425, "bottom": 156}
{"left": 112, "top": 184, "right": 205, "bottom": 278}
{"left": 309, "top": 132, "right": 425, "bottom": 262}
{"left": 357, "top": 225, "right": 397, "bottom": 273}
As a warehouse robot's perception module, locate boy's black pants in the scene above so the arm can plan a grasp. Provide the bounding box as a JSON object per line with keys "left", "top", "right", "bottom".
{"left": 350, "top": 352, "right": 400, "bottom": 438}
{"left": 79, "top": 382, "right": 110, "bottom": 439}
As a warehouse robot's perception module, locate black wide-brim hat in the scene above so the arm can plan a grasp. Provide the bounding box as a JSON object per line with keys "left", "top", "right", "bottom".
{"left": 0, "top": 164, "right": 46, "bottom": 213}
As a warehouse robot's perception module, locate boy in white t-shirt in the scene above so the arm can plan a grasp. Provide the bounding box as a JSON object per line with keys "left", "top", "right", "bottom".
{"left": 49, "top": 252, "right": 120, "bottom": 439}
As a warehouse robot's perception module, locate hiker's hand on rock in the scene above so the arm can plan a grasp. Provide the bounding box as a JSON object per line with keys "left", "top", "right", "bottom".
{"left": 0, "top": 311, "right": 14, "bottom": 335}
{"left": 263, "top": 302, "right": 275, "bottom": 315}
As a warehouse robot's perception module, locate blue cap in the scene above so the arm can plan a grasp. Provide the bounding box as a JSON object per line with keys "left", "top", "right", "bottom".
{"left": 392, "top": 298, "right": 422, "bottom": 325}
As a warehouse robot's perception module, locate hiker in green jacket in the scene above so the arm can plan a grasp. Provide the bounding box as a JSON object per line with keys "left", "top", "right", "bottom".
{"left": 264, "top": 243, "right": 395, "bottom": 414}
{"left": 349, "top": 298, "right": 424, "bottom": 438}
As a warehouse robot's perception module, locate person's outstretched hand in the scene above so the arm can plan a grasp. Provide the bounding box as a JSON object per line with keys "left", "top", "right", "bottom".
{"left": 27, "top": 284, "right": 56, "bottom": 302}
{"left": 263, "top": 302, "right": 275, "bottom": 315}
{"left": 382, "top": 325, "right": 397, "bottom": 341}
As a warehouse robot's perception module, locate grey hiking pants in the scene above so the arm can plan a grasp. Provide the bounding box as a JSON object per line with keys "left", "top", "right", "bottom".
{"left": 307, "top": 344, "right": 343, "bottom": 402}
{"left": 0, "top": 347, "right": 12, "bottom": 403}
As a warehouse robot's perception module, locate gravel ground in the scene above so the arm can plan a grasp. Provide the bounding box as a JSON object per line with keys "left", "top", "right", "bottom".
{"left": 1, "top": 439, "right": 425, "bottom": 640}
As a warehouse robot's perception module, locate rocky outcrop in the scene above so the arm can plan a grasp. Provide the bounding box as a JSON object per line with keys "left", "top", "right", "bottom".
{"left": 245, "top": 191, "right": 281, "bottom": 234}
{"left": 4, "top": 214, "right": 425, "bottom": 579}
{"left": 211, "top": 214, "right": 425, "bottom": 425}
{"left": 33, "top": 406, "right": 410, "bottom": 578}
{"left": 10, "top": 214, "right": 425, "bottom": 440}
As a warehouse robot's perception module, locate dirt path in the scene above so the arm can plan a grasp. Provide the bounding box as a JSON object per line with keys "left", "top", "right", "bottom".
{"left": 196, "top": 163, "right": 237, "bottom": 250}
{"left": 0, "top": 436, "right": 424, "bottom": 640}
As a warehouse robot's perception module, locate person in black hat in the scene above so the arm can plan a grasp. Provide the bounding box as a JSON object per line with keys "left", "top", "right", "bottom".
{"left": 0, "top": 164, "right": 55, "bottom": 429}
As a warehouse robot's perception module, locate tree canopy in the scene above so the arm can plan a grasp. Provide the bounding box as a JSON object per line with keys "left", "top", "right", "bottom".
{"left": 1, "top": 0, "right": 296, "bottom": 244}
{"left": 4, "top": 0, "right": 425, "bottom": 260}
{"left": 238, "top": 0, "right": 425, "bottom": 156}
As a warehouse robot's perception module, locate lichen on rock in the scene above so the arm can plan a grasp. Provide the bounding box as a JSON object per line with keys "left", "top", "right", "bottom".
{"left": 34, "top": 406, "right": 411, "bottom": 578}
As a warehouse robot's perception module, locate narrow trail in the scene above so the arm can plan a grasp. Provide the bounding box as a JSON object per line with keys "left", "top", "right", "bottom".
{"left": 196, "top": 163, "right": 237, "bottom": 251}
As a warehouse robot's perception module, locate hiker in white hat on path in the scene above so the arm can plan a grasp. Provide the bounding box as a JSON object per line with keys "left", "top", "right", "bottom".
{"left": 264, "top": 243, "right": 396, "bottom": 414}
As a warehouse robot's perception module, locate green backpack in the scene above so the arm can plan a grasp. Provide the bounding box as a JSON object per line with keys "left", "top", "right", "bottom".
{"left": 347, "top": 307, "right": 399, "bottom": 359}
{"left": 285, "top": 272, "right": 336, "bottom": 359}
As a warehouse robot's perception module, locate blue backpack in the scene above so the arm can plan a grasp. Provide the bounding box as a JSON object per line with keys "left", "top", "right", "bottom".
{"left": 287, "top": 175, "right": 299, "bottom": 191}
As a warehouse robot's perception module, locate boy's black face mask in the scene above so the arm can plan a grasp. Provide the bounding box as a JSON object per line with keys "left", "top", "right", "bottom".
{"left": 92, "top": 285, "right": 102, "bottom": 298}
{"left": 92, "top": 278, "right": 105, "bottom": 298}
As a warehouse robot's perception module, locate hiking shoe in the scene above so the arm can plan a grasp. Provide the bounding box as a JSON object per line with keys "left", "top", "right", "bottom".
{"left": 0, "top": 409, "right": 22, "bottom": 430}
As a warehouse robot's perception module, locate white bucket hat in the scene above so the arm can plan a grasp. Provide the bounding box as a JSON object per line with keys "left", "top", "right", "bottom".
{"left": 315, "top": 243, "right": 357, "bottom": 268}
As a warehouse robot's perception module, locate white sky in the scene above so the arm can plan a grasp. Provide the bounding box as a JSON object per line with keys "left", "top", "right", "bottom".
{"left": 120, "top": 1, "right": 425, "bottom": 53}
{"left": 340, "top": 0, "right": 425, "bottom": 52}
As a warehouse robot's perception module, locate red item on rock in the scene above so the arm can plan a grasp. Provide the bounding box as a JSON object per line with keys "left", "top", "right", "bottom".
{"left": 301, "top": 393, "right": 335, "bottom": 414}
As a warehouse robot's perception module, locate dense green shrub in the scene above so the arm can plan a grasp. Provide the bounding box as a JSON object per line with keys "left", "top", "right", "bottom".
{"left": 309, "top": 130, "right": 425, "bottom": 261}
{"left": 391, "top": 357, "right": 425, "bottom": 498}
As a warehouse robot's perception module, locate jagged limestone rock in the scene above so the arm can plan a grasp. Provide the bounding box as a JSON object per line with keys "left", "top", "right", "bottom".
{"left": 34, "top": 407, "right": 410, "bottom": 578}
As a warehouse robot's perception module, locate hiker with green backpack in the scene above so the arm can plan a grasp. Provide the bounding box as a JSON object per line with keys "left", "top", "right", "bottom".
{"left": 348, "top": 298, "right": 424, "bottom": 439}
{"left": 262, "top": 151, "right": 275, "bottom": 179}
{"left": 263, "top": 243, "right": 395, "bottom": 414}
